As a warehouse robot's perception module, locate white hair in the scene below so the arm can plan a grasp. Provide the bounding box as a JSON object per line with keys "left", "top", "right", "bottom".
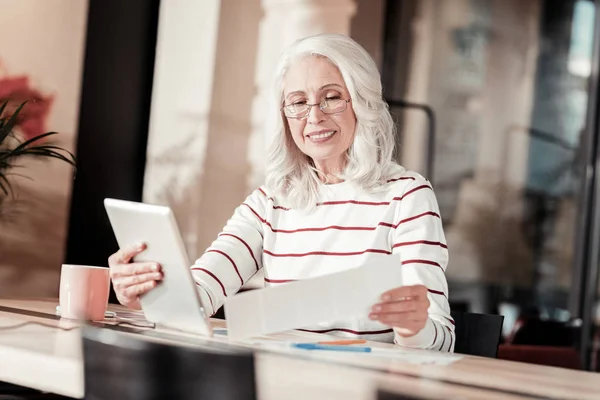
{"left": 264, "top": 33, "right": 402, "bottom": 210}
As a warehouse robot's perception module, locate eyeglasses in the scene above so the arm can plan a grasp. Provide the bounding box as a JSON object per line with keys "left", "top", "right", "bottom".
{"left": 281, "top": 98, "right": 351, "bottom": 119}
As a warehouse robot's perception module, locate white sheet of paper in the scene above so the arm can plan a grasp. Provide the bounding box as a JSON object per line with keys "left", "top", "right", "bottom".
{"left": 224, "top": 255, "right": 403, "bottom": 341}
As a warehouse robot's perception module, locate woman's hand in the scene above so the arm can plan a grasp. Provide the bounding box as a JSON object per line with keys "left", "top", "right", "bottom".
{"left": 108, "top": 243, "right": 163, "bottom": 310}
{"left": 369, "top": 284, "right": 430, "bottom": 337}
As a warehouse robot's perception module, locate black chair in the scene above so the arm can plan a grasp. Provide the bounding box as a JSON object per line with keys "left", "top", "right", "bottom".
{"left": 81, "top": 326, "right": 257, "bottom": 400}
{"left": 451, "top": 311, "right": 504, "bottom": 358}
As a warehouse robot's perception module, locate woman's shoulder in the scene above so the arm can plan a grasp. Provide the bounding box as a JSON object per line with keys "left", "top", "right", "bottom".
{"left": 383, "top": 165, "right": 432, "bottom": 194}
{"left": 246, "top": 186, "right": 272, "bottom": 202}
{"left": 245, "top": 185, "right": 290, "bottom": 210}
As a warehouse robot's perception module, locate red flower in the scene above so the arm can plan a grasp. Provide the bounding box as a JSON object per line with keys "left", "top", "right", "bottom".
{"left": 0, "top": 76, "right": 54, "bottom": 141}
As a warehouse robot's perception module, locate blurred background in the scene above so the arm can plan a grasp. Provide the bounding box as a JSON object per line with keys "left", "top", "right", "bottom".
{"left": 1, "top": 0, "right": 600, "bottom": 371}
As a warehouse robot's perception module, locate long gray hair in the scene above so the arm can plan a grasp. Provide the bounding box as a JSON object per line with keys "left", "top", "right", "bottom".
{"left": 265, "top": 33, "right": 400, "bottom": 209}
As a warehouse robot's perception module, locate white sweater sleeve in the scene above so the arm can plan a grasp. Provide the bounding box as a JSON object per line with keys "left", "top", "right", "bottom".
{"left": 190, "top": 188, "right": 266, "bottom": 316}
{"left": 390, "top": 177, "right": 455, "bottom": 352}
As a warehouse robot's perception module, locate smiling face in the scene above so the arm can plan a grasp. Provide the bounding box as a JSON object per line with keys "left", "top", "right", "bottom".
{"left": 282, "top": 56, "right": 356, "bottom": 175}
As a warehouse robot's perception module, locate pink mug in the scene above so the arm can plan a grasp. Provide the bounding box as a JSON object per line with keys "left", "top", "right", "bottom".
{"left": 59, "top": 264, "right": 110, "bottom": 320}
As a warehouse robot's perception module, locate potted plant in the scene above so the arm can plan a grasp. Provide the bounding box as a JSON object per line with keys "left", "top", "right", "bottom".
{"left": 0, "top": 100, "right": 76, "bottom": 213}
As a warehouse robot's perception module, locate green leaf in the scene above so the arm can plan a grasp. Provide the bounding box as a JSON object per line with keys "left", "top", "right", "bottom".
{"left": 0, "top": 101, "right": 26, "bottom": 145}
{"left": 0, "top": 100, "right": 8, "bottom": 119}
{"left": 23, "top": 144, "right": 76, "bottom": 162}
{"left": 0, "top": 132, "right": 76, "bottom": 167}
{"left": 0, "top": 173, "right": 10, "bottom": 195}
{"left": 11, "top": 149, "right": 75, "bottom": 166}
{"left": 7, "top": 131, "right": 58, "bottom": 154}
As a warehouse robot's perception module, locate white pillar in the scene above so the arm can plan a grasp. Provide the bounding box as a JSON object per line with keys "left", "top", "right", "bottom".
{"left": 143, "top": 0, "right": 222, "bottom": 259}
{"left": 193, "top": 0, "right": 264, "bottom": 256}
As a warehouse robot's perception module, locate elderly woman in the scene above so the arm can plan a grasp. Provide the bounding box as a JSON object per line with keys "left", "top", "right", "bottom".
{"left": 109, "top": 34, "right": 454, "bottom": 352}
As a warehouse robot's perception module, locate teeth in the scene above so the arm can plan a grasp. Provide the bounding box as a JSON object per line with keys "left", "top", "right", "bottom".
{"left": 310, "top": 131, "right": 335, "bottom": 139}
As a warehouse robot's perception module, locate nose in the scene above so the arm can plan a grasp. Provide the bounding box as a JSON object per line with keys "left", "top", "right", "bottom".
{"left": 307, "top": 104, "right": 326, "bottom": 124}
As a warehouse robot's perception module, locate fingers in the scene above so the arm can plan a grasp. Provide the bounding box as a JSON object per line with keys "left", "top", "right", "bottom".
{"left": 368, "top": 299, "right": 428, "bottom": 321}
{"left": 110, "top": 262, "right": 161, "bottom": 279}
{"left": 111, "top": 264, "right": 162, "bottom": 301}
{"left": 369, "top": 285, "right": 432, "bottom": 335}
{"left": 113, "top": 271, "right": 161, "bottom": 310}
{"left": 108, "top": 243, "right": 162, "bottom": 310}
{"left": 121, "top": 280, "right": 158, "bottom": 299}
{"left": 368, "top": 304, "right": 427, "bottom": 329}
{"left": 112, "top": 271, "right": 163, "bottom": 290}
{"left": 377, "top": 314, "right": 427, "bottom": 328}
{"left": 381, "top": 284, "right": 428, "bottom": 301}
{"left": 371, "top": 299, "right": 421, "bottom": 314}
{"left": 369, "top": 287, "right": 430, "bottom": 329}
{"left": 108, "top": 242, "right": 146, "bottom": 266}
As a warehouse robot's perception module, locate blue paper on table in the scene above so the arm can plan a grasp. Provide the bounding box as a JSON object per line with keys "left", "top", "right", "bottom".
{"left": 224, "top": 254, "right": 403, "bottom": 341}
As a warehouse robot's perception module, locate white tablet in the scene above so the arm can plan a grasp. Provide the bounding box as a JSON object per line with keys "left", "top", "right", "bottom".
{"left": 104, "top": 198, "right": 213, "bottom": 336}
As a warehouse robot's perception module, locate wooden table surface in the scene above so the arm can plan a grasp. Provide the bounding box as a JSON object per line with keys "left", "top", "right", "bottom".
{"left": 0, "top": 298, "right": 598, "bottom": 400}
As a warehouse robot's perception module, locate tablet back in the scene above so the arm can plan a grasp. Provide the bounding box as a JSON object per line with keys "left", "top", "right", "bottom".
{"left": 104, "top": 198, "right": 212, "bottom": 336}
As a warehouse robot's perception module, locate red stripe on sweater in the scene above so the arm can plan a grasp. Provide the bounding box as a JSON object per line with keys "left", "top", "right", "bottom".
{"left": 402, "top": 259, "right": 444, "bottom": 272}
{"left": 267, "top": 224, "right": 378, "bottom": 233}
{"left": 427, "top": 289, "right": 447, "bottom": 298}
{"left": 270, "top": 184, "right": 432, "bottom": 210}
{"left": 263, "top": 248, "right": 391, "bottom": 258}
{"left": 190, "top": 267, "right": 227, "bottom": 297}
{"left": 440, "top": 326, "right": 446, "bottom": 351}
{"left": 432, "top": 321, "right": 438, "bottom": 347}
{"left": 243, "top": 204, "right": 302, "bottom": 233}
{"left": 218, "top": 233, "right": 260, "bottom": 272}
{"left": 242, "top": 198, "right": 440, "bottom": 236}
{"left": 207, "top": 250, "right": 243, "bottom": 285}
{"left": 316, "top": 185, "right": 431, "bottom": 206}
{"left": 264, "top": 277, "right": 295, "bottom": 283}
{"left": 445, "top": 316, "right": 456, "bottom": 326}
{"left": 446, "top": 326, "right": 453, "bottom": 352}
{"left": 393, "top": 240, "right": 448, "bottom": 249}
{"left": 256, "top": 211, "right": 440, "bottom": 234}
{"left": 387, "top": 177, "right": 416, "bottom": 183}
{"left": 298, "top": 327, "right": 393, "bottom": 335}
{"left": 394, "top": 211, "right": 440, "bottom": 227}
{"left": 394, "top": 185, "right": 433, "bottom": 201}
{"left": 257, "top": 188, "right": 291, "bottom": 210}
{"left": 242, "top": 203, "right": 266, "bottom": 223}
{"left": 318, "top": 199, "right": 391, "bottom": 206}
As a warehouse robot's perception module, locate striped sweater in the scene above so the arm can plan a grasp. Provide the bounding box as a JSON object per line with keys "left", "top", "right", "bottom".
{"left": 191, "top": 169, "right": 454, "bottom": 352}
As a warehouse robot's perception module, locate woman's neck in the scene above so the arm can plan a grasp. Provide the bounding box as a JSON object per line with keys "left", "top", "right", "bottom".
{"left": 313, "top": 157, "right": 345, "bottom": 184}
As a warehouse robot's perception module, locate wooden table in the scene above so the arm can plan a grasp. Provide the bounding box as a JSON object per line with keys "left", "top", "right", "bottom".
{"left": 0, "top": 299, "right": 599, "bottom": 400}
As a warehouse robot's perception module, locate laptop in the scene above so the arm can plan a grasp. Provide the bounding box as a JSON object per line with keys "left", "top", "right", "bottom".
{"left": 104, "top": 198, "right": 213, "bottom": 336}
